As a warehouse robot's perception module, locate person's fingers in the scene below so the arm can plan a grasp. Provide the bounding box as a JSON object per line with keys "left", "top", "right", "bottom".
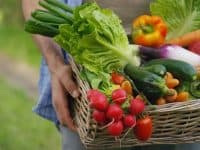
{"left": 59, "top": 65, "right": 80, "bottom": 98}
{"left": 52, "top": 77, "right": 77, "bottom": 131}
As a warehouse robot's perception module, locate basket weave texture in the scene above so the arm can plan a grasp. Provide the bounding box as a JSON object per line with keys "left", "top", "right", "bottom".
{"left": 69, "top": 56, "right": 200, "bottom": 150}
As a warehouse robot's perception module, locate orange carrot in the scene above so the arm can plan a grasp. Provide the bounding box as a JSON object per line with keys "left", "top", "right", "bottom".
{"left": 167, "top": 30, "right": 200, "bottom": 47}
{"left": 121, "top": 80, "right": 133, "bottom": 95}
{"left": 156, "top": 97, "right": 166, "bottom": 105}
{"left": 175, "top": 92, "right": 189, "bottom": 102}
{"left": 166, "top": 78, "right": 179, "bottom": 89}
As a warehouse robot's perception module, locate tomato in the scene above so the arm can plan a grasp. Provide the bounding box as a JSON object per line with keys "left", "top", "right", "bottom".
{"left": 134, "top": 116, "right": 153, "bottom": 141}
{"left": 111, "top": 72, "right": 125, "bottom": 85}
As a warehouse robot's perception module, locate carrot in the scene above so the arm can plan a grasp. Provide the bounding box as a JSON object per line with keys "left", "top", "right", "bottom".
{"left": 156, "top": 97, "right": 166, "bottom": 105}
{"left": 165, "top": 89, "right": 177, "bottom": 103}
{"left": 175, "top": 92, "right": 189, "bottom": 102}
{"left": 164, "top": 72, "right": 173, "bottom": 80}
{"left": 121, "top": 80, "right": 133, "bottom": 95}
{"left": 167, "top": 30, "right": 200, "bottom": 47}
{"left": 166, "top": 78, "right": 179, "bottom": 89}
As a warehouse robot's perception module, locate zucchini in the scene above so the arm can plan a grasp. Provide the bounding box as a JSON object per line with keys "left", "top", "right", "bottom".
{"left": 124, "top": 64, "right": 172, "bottom": 102}
{"left": 31, "top": 10, "right": 68, "bottom": 24}
{"left": 142, "top": 64, "right": 167, "bottom": 77}
{"left": 143, "top": 59, "right": 197, "bottom": 81}
{"left": 24, "top": 19, "right": 59, "bottom": 37}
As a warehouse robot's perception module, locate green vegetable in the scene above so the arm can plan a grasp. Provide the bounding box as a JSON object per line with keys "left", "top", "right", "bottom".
{"left": 144, "top": 59, "right": 197, "bottom": 81}
{"left": 124, "top": 64, "right": 172, "bottom": 102}
{"left": 150, "top": 0, "right": 200, "bottom": 40}
{"left": 190, "top": 80, "right": 200, "bottom": 98}
{"left": 55, "top": 3, "right": 140, "bottom": 74}
{"left": 142, "top": 64, "right": 167, "bottom": 77}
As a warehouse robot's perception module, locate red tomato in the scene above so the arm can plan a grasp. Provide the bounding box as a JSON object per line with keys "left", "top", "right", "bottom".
{"left": 134, "top": 116, "right": 153, "bottom": 141}
{"left": 111, "top": 72, "right": 125, "bottom": 85}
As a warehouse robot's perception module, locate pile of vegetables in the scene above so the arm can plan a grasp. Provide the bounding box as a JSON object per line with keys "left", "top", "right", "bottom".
{"left": 25, "top": 0, "right": 200, "bottom": 142}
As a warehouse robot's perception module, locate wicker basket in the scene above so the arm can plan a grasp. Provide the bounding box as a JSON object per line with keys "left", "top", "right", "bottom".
{"left": 69, "top": 56, "right": 200, "bottom": 150}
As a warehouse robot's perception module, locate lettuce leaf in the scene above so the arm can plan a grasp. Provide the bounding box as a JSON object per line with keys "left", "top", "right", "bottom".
{"left": 150, "top": 0, "right": 200, "bottom": 40}
{"left": 55, "top": 3, "right": 140, "bottom": 75}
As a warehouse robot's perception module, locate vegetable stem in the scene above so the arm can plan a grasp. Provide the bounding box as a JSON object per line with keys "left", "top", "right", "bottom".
{"left": 39, "top": 0, "right": 73, "bottom": 24}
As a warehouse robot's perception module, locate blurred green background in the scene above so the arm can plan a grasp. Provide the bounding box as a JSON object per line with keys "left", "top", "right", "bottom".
{"left": 0, "top": 0, "right": 60, "bottom": 149}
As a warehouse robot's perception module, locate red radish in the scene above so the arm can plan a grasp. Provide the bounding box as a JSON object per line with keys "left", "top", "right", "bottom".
{"left": 92, "top": 110, "right": 106, "bottom": 124}
{"left": 129, "top": 98, "right": 145, "bottom": 115}
{"left": 107, "top": 121, "right": 124, "bottom": 136}
{"left": 111, "top": 72, "right": 125, "bottom": 85}
{"left": 87, "top": 89, "right": 109, "bottom": 111}
{"left": 106, "top": 104, "right": 123, "bottom": 121}
{"left": 123, "top": 115, "right": 136, "bottom": 128}
{"left": 111, "top": 89, "right": 127, "bottom": 105}
{"left": 188, "top": 41, "right": 200, "bottom": 55}
{"left": 87, "top": 89, "right": 101, "bottom": 101}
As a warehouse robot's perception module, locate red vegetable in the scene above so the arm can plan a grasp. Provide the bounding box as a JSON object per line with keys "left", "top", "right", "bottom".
{"left": 92, "top": 110, "right": 106, "bottom": 124}
{"left": 106, "top": 104, "right": 123, "bottom": 121}
{"left": 188, "top": 41, "right": 200, "bottom": 55}
{"left": 107, "top": 121, "right": 124, "bottom": 136}
{"left": 123, "top": 115, "right": 136, "bottom": 128}
{"left": 129, "top": 98, "right": 145, "bottom": 115}
{"left": 134, "top": 116, "right": 153, "bottom": 141}
{"left": 87, "top": 89, "right": 109, "bottom": 111}
{"left": 111, "top": 89, "right": 127, "bottom": 105}
{"left": 111, "top": 72, "right": 125, "bottom": 85}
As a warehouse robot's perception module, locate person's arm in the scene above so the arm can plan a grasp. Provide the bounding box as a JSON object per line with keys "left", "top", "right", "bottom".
{"left": 22, "top": 0, "right": 79, "bottom": 131}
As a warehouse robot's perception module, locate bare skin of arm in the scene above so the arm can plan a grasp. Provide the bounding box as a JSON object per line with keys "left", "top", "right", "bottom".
{"left": 22, "top": 0, "right": 79, "bottom": 131}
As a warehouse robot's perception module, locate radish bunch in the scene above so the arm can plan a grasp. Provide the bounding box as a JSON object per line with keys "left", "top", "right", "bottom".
{"left": 87, "top": 73, "right": 146, "bottom": 137}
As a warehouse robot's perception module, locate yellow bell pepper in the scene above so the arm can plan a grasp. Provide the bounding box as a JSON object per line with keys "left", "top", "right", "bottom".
{"left": 132, "top": 15, "right": 168, "bottom": 47}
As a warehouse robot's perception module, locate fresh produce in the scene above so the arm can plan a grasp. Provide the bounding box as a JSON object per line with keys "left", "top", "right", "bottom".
{"left": 139, "top": 45, "right": 200, "bottom": 67}
{"left": 87, "top": 89, "right": 109, "bottom": 111}
{"left": 143, "top": 59, "right": 197, "bottom": 81}
{"left": 124, "top": 64, "right": 174, "bottom": 101}
{"left": 142, "top": 64, "right": 167, "bottom": 77}
{"left": 188, "top": 41, "right": 200, "bottom": 55}
{"left": 164, "top": 73, "right": 180, "bottom": 89}
{"left": 111, "top": 72, "right": 125, "bottom": 85}
{"left": 92, "top": 110, "right": 106, "bottom": 125}
{"left": 132, "top": 15, "right": 167, "bottom": 47}
{"left": 190, "top": 81, "right": 200, "bottom": 98}
{"left": 129, "top": 98, "right": 145, "bottom": 115}
{"left": 156, "top": 97, "right": 166, "bottom": 105}
{"left": 175, "top": 92, "right": 189, "bottom": 102}
{"left": 134, "top": 116, "right": 153, "bottom": 141}
{"left": 150, "top": 0, "right": 200, "bottom": 41}
{"left": 123, "top": 115, "right": 136, "bottom": 128}
{"left": 106, "top": 104, "right": 124, "bottom": 121}
{"left": 164, "top": 89, "right": 178, "bottom": 103}
{"left": 121, "top": 80, "right": 133, "bottom": 95}
{"left": 167, "top": 30, "right": 200, "bottom": 48}
{"left": 107, "top": 121, "right": 124, "bottom": 136}
{"left": 111, "top": 89, "right": 127, "bottom": 105}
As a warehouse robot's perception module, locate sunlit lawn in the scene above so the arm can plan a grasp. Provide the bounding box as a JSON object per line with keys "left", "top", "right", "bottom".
{"left": 0, "top": 77, "right": 60, "bottom": 150}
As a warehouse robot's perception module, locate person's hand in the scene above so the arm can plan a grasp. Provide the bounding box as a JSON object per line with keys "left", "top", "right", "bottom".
{"left": 51, "top": 64, "right": 80, "bottom": 131}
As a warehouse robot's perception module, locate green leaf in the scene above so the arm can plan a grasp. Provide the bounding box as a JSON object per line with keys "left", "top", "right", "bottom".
{"left": 150, "top": 0, "right": 200, "bottom": 40}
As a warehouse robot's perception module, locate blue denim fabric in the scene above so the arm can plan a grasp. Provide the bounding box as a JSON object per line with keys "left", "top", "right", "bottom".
{"left": 33, "top": 0, "right": 82, "bottom": 124}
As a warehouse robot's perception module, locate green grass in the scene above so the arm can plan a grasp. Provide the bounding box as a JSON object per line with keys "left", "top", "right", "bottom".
{"left": 0, "top": 25, "right": 41, "bottom": 68}
{"left": 0, "top": 77, "right": 61, "bottom": 150}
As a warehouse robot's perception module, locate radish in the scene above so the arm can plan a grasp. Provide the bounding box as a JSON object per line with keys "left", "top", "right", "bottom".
{"left": 111, "top": 72, "right": 125, "bottom": 85}
{"left": 129, "top": 98, "right": 145, "bottom": 115}
{"left": 87, "top": 89, "right": 109, "bottom": 111}
{"left": 106, "top": 104, "right": 123, "bottom": 121}
{"left": 123, "top": 115, "right": 136, "bottom": 128}
{"left": 107, "top": 121, "right": 124, "bottom": 136}
{"left": 92, "top": 110, "right": 106, "bottom": 124}
{"left": 111, "top": 89, "right": 127, "bottom": 105}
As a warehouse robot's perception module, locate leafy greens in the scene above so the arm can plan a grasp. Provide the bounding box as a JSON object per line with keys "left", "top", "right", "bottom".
{"left": 150, "top": 0, "right": 200, "bottom": 40}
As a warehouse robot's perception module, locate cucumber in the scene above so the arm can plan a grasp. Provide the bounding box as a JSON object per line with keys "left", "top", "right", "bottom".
{"left": 142, "top": 64, "right": 167, "bottom": 77}
{"left": 143, "top": 59, "right": 197, "bottom": 81}
{"left": 124, "top": 64, "right": 172, "bottom": 102}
